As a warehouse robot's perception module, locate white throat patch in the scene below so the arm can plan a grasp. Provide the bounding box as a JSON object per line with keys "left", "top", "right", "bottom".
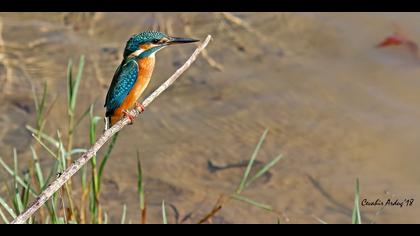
{"left": 131, "top": 48, "right": 146, "bottom": 56}
{"left": 130, "top": 45, "right": 166, "bottom": 58}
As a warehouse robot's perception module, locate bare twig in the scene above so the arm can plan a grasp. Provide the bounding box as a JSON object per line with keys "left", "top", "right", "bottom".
{"left": 11, "top": 35, "right": 212, "bottom": 224}
{"left": 197, "top": 195, "right": 226, "bottom": 224}
{"left": 183, "top": 19, "right": 223, "bottom": 71}
{"left": 220, "top": 12, "right": 268, "bottom": 42}
{"left": 220, "top": 12, "right": 297, "bottom": 62}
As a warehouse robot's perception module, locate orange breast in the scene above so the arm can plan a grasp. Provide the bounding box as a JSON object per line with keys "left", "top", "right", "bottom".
{"left": 110, "top": 56, "right": 155, "bottom": 125}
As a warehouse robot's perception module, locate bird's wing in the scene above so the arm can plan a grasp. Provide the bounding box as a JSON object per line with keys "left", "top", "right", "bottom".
{"left": 105, "top": 59, "right": 139, "bottom": 115}
{"left": 104, "top": 62, "right": 122, "bottom": 107}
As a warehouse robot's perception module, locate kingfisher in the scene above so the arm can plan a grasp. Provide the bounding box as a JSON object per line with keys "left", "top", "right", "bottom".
{"left": 104, "top": 31, "right": 199, "bottom": 129}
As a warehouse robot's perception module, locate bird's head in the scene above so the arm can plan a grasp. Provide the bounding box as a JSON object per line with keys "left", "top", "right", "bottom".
{"left": 123, "top": 31, "right": 199, "bottom": 59}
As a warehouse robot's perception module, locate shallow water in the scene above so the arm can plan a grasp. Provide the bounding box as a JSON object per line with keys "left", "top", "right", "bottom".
{"left": 1, "top": 12, "right": 420, "bottom": 223}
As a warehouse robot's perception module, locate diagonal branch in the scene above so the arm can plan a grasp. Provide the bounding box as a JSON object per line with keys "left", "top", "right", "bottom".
{"left": 11, "top": 35, "right": 212, "bottom": 224}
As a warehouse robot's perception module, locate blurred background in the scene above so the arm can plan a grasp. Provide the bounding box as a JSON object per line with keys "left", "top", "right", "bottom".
{"left": 0, "top": 12, "right": 420, "bottom": 223}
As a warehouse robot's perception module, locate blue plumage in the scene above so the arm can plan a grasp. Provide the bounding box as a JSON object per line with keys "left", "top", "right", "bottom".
{"left": 104, "top": 58, "right": 138, "bottom": 116}
{"left": 104, "top": 31, "right": 199, "bottom": 127}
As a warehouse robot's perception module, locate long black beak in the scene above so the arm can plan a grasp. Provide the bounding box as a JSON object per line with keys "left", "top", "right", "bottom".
{"left": 167, "top": 37, "right": 200, "bottom": 45}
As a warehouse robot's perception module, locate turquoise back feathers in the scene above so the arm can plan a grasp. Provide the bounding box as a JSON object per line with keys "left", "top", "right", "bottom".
{"left": 104, "top": 59, "right": 139, "bottom": 117}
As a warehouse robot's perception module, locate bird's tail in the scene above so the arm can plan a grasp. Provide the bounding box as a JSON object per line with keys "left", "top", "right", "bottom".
{"left": 104, "top": 116, "right": 111, "bottom": 131}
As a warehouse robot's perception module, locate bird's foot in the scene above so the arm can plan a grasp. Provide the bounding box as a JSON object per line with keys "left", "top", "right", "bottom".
{"left": 135, "top": 102, "right": 145, "bottom": 113}
{"left": 122, "top": 110, "right": 135, "bottom": 125}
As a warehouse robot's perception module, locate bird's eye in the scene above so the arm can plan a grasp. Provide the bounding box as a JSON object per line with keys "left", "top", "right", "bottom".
{"left": 152, "top": 39, "right": 160, "bottom": 44}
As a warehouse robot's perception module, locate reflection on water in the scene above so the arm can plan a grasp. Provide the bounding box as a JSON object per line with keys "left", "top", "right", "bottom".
{"left": 1, "top": 12, "right": 420, "bottom": 223}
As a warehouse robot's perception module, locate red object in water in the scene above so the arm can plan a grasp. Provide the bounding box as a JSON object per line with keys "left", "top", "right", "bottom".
{"left": 377, "top": 33, "right": 406, "bottom": 48}
{"left": 376, "top": 28, "right": 419, "bottom": 57}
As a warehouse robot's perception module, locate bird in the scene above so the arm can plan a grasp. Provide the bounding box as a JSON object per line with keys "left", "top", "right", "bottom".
{"left": 104, "top": 31, "right": 199, "bottom": 129}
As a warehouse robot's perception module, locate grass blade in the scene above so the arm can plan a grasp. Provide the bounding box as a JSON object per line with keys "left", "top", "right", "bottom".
{"left": 67, "top": 148, "right": 88, "bottom": 157}
{"left": 74, "top": 104, "right": 94, "bottom": 130}
{"left": 50, "top": 193, "right": 59, "bottom": 224}
{"left": 56, "top": 217, "right": 65, "bottom": 224}
{"left": 26, "top": 125, "right": 59, "bottom": 148}
{"left": 231, "top": 194, "right": 273, "bottom": 211}
{"left": 103, "top": 211, "right": 108, "bottom": 224}
{"left": 137, "top": 151, "right": 145, "bottom": 211}
{"left": 121, "top": 204, "right": 127, "bottom": 224}
{"left": 0, "top": 207, "right": 9, "bottom": 223}
{"left": 31, "top": 83, "right": 40, "bottom": 116}
{"left": 89, "top": 116, "right": 101, "bottom": 144}
{"left": 352, "top": 178, "right": 362, "bottom": 224}
{"left": 87, "top": 104, "right": 101, "bottom": 223}
{"left": 31, "top": 134, "right": 59, "bottom": 160}
{"left": 312, "top": 215, "right": 328, "bottom": 224}
{"left": 162, "top": 200, "right": 168, "bottom": 224}
{"left": 0, "top": 196, "right": 16, "bottom": 218}
{"left": 39, "top": 82, "right": 48, "bottom": 119}
{"left": 56, "top": 131, "right": 67, "bottom": 169}
{"left": 12, "top": 149, "right": 24, "bottom": 214}
{"left": 31, "top": 81, "right": 48, "bottom": 129}
{"left": 81, "top": 164, "right": 87, "bottom": 190}
{"left": 12, "top": 149, "right": 18, "bottom": 190}
{"left": 0, "top": 157, "right": 37, "bottom": 196}
{"left": 30, "top": 146, "right": 44, "bottom": 189}
{"left": 197, "top": 195, "right": 225, "bottom": 224}
{"left": 136, "top": 150, "right": 146, "bottom": 223}
{"left": 22, "top": 172, "right": 31, "bottom": 207}
{"left": 245, "top": 154, "right": 283, "bottom": 188}
{"left": 67, "top": 59, "right": 73, "bottom": 110}
{"left": 98, "top": 133, "right": 118, "bottom": 189}
{"left": 43, "top": 161, "right": 59, "bottom": 191}
{"left": 70, "top": 55, "right": 85, "bottom": 112}
{"left": 236, "top": 129, "right": 269, "bottom": 194}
